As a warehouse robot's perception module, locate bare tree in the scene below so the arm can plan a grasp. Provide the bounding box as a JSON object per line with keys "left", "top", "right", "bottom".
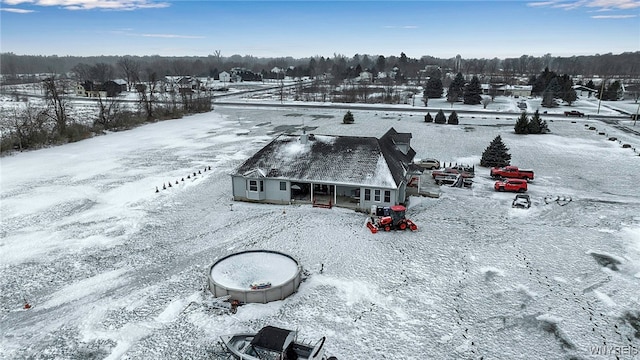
{"left": 91, "top": 63, "right": 115, "bottom": 83}
{"left": 117, "top": 57, "right": 140, "bottom": 91}
{"left": 94, "top": 92, "right": 124, "bottom": 129}
{"left": 71, "top": 63, "right": 92, "bottom": 81}
{"left": 138, "top": 70, "right": 159, "bottom": 121}
{"left": 8, "top": 102, "right": 51, "bottom": 150}
{"left": 42, "top": 76, "right": 70, "bottom": 136}
{"left": 482, "top": 96, "right": 491, "bottom": 109}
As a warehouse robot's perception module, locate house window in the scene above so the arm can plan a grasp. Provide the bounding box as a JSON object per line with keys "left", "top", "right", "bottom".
{"left": 280, "top": 181, "right": 286, "bottom": 191}
{"left": 260, "top": 181, "right": 264, "bottom": 192}
{"left": 249, "top": 180, "right": 257, "bottom": 191}
{"left": 374, "top": 190, "right": 381, "bottom": 202}
{"left": 364, "top": 189, "right": 371, "bottom": 201}
{"left": 384, "top": 190, "right": 391, "bottom": 203}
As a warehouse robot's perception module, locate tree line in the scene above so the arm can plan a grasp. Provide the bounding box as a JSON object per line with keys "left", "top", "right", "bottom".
{"left": 0, "top": 74, "right": 212, "bottom": 153}
{"left": 1, "top": 51, "right": 639, "bottom": 85}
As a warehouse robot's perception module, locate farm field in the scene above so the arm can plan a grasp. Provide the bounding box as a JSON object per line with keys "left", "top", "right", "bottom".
{"left": 1, "top": 104, "right": 639, "bottom": 359}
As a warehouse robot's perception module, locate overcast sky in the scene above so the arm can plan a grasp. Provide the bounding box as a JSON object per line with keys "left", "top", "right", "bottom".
{"left": 1, "top": 0, "right": 638, "bottom": 59}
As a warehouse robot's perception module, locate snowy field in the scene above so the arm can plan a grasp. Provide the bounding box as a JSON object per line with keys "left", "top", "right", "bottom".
{"left": 1, "top": 105, "right": 640, "bottom": 359}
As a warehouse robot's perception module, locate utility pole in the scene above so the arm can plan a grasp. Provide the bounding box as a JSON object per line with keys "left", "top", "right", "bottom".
{"left": 634, "top": 103, "right": 639, "bottom": 126}
{"left": 597, "top": 79, "right": 606, "bottom": 114}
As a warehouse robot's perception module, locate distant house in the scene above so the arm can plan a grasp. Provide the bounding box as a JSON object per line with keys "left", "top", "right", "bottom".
{"left": 102, "top": 79, "right": 127, "bottom": 97}
{"left": 177, "top": 76, "right": 201, "bottom": 90}
{"left": 481, "top": 84, "right": 532, "bottom": 97}
{"left": 231, "top": 128, "right": 418, "bottom": 212}
{"left": 358, "top": 71, "right": 373, "bottom": 83}
{"left": 219, "top": 71, "right": 231, "bottom": 83}
{"left": 76, "top": 80, "right": 126, "bottom": 98}
{"left": 76, "top": 81, "right": 106, "bottom": 98}
{"left": 230, "top": 67, "right": 262, "bottom": 82}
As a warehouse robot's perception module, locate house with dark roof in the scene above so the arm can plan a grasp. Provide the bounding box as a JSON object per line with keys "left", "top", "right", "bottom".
{"left": 231, "top": 128, "right": 418, "bottom": 212}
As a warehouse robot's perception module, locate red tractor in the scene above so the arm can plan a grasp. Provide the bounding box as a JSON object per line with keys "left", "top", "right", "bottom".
{"left": 366, "top": 205, "right": 418, "bottom": 233}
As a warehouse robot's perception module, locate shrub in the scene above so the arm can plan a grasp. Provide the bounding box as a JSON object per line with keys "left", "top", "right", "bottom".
{"left": 343, "top": 110, "right": 354, "bottom": 124}
{"left": 434, "top": 109, "right": 446, "bottom": 124}
{"left": 424, "top": 113, "right": 433, "bottom": 123}
{"left": 447, "top": 111, "right": 459, "bottom": 125}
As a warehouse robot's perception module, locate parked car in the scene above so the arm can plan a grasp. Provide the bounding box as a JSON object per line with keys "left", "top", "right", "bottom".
{"left": 512, "top": 194, "right": 531, "bottom": 208}
{"left": 494, "top": 178, "right": 528, "bottom": 192}
{"left": 415, "top": 158, "right": 440, "bottom": 170}
{"left": 564, "top": 110, "right": 585, "bottom": 117}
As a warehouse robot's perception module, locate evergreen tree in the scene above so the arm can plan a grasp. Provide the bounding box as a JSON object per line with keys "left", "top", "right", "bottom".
{"left": 343, "top": 110, "right": 354, "bottom": 124}
{"left": 424, "top": 113, "right": 433, "bottom": 123}
{"left": 528, "top": 110, "right": 541, "bottom": 134}
{"left": 603, "top": 80, "right": 622, "bottom": 101}
{"left": 463, "top": 76, "right": 482, "bottom": 105}
{"left": 448, "top": 72, "right": 465, "bottom": 101}
{"left": 447, "top": 111, "right": 459, "bottom": 125}
{"left": 424, "top": 77, "right": 443, "bottom": 98}
{"left": 559, "top": 75, "right": 577, "bottom": 105}
{"left": 434, "top": 109, "right": 446, "bottom": 124}
{"left": 539, "top": 118, "right": 550, "bottom": 134}
{"left": 529, "top": 110, "right": 548, "bottom": 134}
{"left": 514, "top": 112, "right": 530, "bottom": 134}
{"left": 532, "top": 67, "right": 556, "bottom": 96}
{"left": 480, "top": 135, "right": 511, "bottom": 168}
{"left": 542, "top": 77, "right": 561, "bottom": 107}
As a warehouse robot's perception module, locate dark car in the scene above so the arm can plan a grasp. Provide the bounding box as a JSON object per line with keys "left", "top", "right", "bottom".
{"left": 564, "top": 110, "right": 585, "bottom": 117}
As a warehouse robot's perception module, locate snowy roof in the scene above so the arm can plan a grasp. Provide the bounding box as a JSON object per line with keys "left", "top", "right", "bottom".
{"left": 233, "top": 128, "right": 415, "bottom": 188}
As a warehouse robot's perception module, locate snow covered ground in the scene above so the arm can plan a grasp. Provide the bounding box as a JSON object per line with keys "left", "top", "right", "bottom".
{"left": 1, "top": 104, "right": 640, "bottom": 359}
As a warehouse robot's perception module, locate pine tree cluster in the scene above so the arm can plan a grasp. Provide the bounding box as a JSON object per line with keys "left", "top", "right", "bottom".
{"left": 514, "top": 110, "right": 549, "bottom": 134}
{"left": 481, "top": 135, "right": 512, "bottom": 168}
{"left": 530, "top": 67, "right": 577, "bottom": 107}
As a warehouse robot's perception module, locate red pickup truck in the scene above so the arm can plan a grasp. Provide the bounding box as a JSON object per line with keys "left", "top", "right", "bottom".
{"left": 490, "top": 166, "right": 534, "bottom": 181}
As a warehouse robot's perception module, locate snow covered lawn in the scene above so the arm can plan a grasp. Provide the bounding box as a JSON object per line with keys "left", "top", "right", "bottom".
{"left": 1, "top": 106, "right": 639, "bottom": 359}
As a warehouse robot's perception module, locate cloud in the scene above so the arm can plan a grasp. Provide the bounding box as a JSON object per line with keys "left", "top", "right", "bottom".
{"left": 0, "top": 0, "right": 170, "bottom": 10}
{"left": 0, "top": 7, "right": 35, "bottom": 12}
{"left": 2, "top": 0, "right": 34, "bottom": 4}
{"left": 591, "top": 13, "right": 637, "bottom": 17}
{"left": 527, "top": 0, "right": 640, "bottom": 10}
{"left": 527, "top": 1, "right": 558, "bottom": 6}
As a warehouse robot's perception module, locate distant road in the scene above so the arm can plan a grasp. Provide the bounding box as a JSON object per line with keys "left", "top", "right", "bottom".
{"left": 212, "top": 100, "right": 631, "bottom": 120}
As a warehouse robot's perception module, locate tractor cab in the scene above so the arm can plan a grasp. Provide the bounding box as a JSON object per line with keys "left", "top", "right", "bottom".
{"left": 388, "top": 205, "right": 407, "bottom": 226}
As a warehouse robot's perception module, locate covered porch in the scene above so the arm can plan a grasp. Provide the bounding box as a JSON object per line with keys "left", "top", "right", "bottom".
{"left": 290, "top": 181, "right": 362, "bottom": 210}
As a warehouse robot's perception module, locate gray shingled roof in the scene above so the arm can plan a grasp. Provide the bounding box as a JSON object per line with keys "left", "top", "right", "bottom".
{"left": 233, "top": 128, "right": 414, "bottom": 188}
